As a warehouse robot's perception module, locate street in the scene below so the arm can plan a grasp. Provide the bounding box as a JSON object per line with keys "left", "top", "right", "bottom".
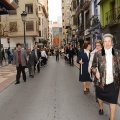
{"left": 0, "top": 56, "right": 120, "bottom": 120}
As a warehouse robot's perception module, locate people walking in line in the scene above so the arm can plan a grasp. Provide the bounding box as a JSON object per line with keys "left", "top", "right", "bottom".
{"left": 33, "top": 45, "right": 41, "bottom": 73}
{"left": 69, "top": 45, "right": 74, "bottom": 66}
{"left": 91, "top": 34, "right": 120, "bottom": 120}
{"left": 88, "top": 40, "right": 102, "bottom": 102}
{"left": 41, "top": 48, "right": 47, "bottom": 66}
{"left": 27, "top": 47, "right": 36, "bottom": 78}
{"left": 13, "top": 43, "right": 27, "bottom": 84}
{"left": 55, "top": 48, "right": 59, "bottom": 61}
{"left": 77, "top": 41, "right": 92, "bottom": 94}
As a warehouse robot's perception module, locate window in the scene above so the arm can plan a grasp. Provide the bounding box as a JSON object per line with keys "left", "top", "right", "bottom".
{"left": 25, "top": 4, "right": 33, "bottom": 14}
{"left": 38, "top": 17, "right": 41, "bottom": 25}
{"left": 26, "top": 21, "right": 34, "bottom": 31}
{"left": 9, "top": 22, "right": 18, "bottom": 32}
{"left": 39, "top": 6, "right": 41, "bottom": 11}
{"left": 73, "top": 15, "right": 77, "bottom": 25}
{"left": 73, "top": 1, "right": 76, "bottom": 10}
{"left": 94, "top": 0, "right": 98, "bottom": 15}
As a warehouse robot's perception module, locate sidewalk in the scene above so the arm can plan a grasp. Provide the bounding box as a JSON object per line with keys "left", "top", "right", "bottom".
{"left": 0, "top": 64, "right": 16, "bottom": 92}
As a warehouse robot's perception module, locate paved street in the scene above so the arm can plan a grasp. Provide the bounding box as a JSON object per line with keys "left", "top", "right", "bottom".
{"left": 0, "top": 56, "right": 120, "bottom": 120}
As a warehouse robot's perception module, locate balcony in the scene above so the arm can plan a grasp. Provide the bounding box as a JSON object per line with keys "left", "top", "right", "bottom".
{"left": 65, "top": 23, "right": 70, "bottom": 29}
{"left": 75, "top": 3, "right": 83, "bottom": 17}
{"left": 82, "top": 0, "right": 91, "bottom": 11}
{"left": 106, "top": 7, "right": 120, "bottom": 26}
{"left": 9, "top": 0, "right": 19, "bottom": 9}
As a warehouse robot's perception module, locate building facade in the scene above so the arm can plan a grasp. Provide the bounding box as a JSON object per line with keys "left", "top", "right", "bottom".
{"left": 1, "top": 0, "right": 39, "bottom": 49}
{"left": 98, "top": 0, "right": 120, "bottom": 49}
{"left": 0, "top": 0, "right": 19, "bottom": 64}
{"left": 61, "top": 0, "right": 71, "bottom": 46}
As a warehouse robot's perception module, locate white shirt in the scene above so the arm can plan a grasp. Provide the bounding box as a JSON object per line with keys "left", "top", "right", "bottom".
{"left": 84, "top": 49, "right": 90, "bottom": 59}
{"left": 41, "top": 51, "right": 47, "bottom": 58}
{"left": 105, "top": 47, "right": 113, "bottom": 84}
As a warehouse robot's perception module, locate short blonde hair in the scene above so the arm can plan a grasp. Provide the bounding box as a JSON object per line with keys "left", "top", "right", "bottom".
{"left": 95, "top": 40, "right": 103, "bottom": 46}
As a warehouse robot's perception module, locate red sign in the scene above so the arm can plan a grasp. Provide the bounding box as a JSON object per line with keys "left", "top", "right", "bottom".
{"left": 7, "top": 38, "right": 10, "bottom": 43}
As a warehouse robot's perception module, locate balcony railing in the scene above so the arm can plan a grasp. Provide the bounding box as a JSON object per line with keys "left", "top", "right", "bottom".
{"left": 106, "top": 7, "right": 120, "bottom": 26}
{"left": 75, "top": 3, "right": 83, "bottom": 17}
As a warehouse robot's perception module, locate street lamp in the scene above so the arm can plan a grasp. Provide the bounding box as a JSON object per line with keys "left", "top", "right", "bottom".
{"left": 21, "top": 11, "right": 27, "bottom": 49}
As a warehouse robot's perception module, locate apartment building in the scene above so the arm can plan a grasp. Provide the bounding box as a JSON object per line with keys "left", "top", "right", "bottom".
{"left": 38, "top": 0, "right": 49, "bottom": 42}
{"left": 36, "top": 2, "right": 48, "bottom": 47}
{"left": 1, "top": 0, "right": 39, "bottom": 49}
{"left": 61, "top": 0, "right": 71, "bottom": 45}
{"left": 98, "top": 0, "right": 120, "bottom": 49}
{"left": 0, "top": 0, "right": 19, "bottom": 65}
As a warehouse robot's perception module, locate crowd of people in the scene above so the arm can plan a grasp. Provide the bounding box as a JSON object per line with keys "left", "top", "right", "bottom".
{"left": 77, "top": 34, "right": 120, "bottom": 120}
{"left": 0, "top": 33, "right": 120, "bottom": 120}
{"left": 12, "top": 43, "right": 49, "bottom": 84}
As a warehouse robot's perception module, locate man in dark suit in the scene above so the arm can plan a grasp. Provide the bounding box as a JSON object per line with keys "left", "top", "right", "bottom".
{"left": 33, "top": 45, "right": 41, "bottom": 73}
{"left": 68, "top": 45, "right": 74, "bottom": 66}
{"left": 13, "top": 43, "right": 27, "bottom": 84}
{"left": 27, "top": 47, "right": 36, "bottom": 78}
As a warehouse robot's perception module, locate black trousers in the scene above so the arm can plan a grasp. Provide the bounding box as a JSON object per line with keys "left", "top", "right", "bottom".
{"left": 69, "top": 56, "right": 73, "bottom": 65}
{"left": 56, "top": 55, "right": 59, "bottom": 61}
{"left": 34, "top": 61, "right": 40, "bottom": 72}
{"left": 41, "top": 57, "right": 47, "bottom": 66}
{"left": 16, "top": 64, "right": 26, "bottom": 82}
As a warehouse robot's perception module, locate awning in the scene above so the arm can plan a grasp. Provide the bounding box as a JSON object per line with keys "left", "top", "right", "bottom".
{"left": 0, "top": 0, "right": 15, "bottom": 15}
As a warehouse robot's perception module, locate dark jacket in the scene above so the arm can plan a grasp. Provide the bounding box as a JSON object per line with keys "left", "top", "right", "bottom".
{"left": 69, "top": 48, "right": 74, "bottom": 57}
{"left": 33, "top": 49, "right": 41, "bottom": 61}
{"left": 27, "top": 51, "right": 36, "bottom": 65}
{"left": 91, "top": 48, "right": 120, "bottom": 89}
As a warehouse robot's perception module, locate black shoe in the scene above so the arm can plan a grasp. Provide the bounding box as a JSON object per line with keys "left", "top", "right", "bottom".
{"left": 99, "top": 109, "right": 104, "bottom": 115}
{"left": 38, "top": 71, "right": 40, "bottom": 73}
{"left": 30, "top": 75, "right": 34, "bottom": 78}
{"left": 15, "top": 82, "right": 20, "bottom": 85}
{"left": 23, "top": 80, "right": 26, "bottom": 82}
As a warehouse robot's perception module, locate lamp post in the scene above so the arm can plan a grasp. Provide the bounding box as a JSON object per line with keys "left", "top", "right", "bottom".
{"left": 21, "top": 11, "right": 27, "bottom": 49}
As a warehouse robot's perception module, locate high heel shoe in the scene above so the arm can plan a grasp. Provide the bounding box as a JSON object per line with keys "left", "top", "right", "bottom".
{"left": 99, "top": 109, "right": 104, "bottom": 115}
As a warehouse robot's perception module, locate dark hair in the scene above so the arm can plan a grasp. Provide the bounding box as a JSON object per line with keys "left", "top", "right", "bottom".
{"left": 83, "top": 41, "right": 91, "bottom": 49}
{"left": 16, "top": 43, "right": 21, "bottom": 47}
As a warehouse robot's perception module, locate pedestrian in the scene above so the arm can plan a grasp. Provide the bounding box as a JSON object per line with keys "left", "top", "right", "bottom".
{"left": 33, "top": 45, "right": 41, "bottom": 73}
{"left": 1, "top": 48, "right": 6, "bottom": 63}
{"left": 69, "top": 45, "right": 74, "bottom": 66}
{"left": 55, "top": 48, "right": 59, "bottom": 61}
{"left": 27, "top": 47, "right": 36, "bottom": 78}
{"left": 41, "top": 48, "right": 47, "bottom": 66}
{"left": 91, "top": 34, "right": 120, "bottom": 120}
{"left": 77, "top": 41, "right": 92, "bottom": 94}
{"left": 13, "top": 43, "right": 27, "bottom": 84}
{"left": 88, "top": 40, "right": 103, "bottom": 102}
{"left": 7, "top": 47, "right": 12, "bottom": 64}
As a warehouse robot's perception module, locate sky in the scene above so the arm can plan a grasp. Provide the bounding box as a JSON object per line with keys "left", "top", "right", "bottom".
{"left": 48, "top": 0, "right": 62, "bottom": 22}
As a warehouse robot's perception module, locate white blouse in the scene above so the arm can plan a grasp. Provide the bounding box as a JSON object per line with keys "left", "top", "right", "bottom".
{"left": 105, "top": 47, "right": 113, "bottom": 85}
